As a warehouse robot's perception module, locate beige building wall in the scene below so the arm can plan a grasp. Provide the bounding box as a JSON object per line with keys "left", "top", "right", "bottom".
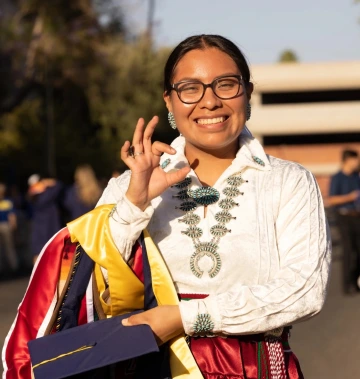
{"left": 247, "top": 61, "right": 360, "bottom": 199}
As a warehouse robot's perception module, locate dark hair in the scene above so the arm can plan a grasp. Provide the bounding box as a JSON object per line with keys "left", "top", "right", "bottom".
{"left": 164, "top": 34, "right": 251, "bottom": 95}
{"left": 342, "top": 149, "right": 358, "bottom": 162}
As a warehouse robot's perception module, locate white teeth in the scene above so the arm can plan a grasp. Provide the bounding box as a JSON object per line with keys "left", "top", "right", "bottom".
{"left": 197, "top": 117, "right": 226, "bottom": 125}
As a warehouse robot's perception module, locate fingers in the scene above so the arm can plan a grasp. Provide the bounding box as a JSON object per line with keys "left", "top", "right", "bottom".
{"left": 166, "top": 166, "right": 191, "bottom": 187}
{"left": 143, "top": 116, "right": 159, "bottom": 152}
{"left": 120, "top": 140, "right": 132, "bottom": 162}
{"left": 122, "top": 313, "right": 147, "bottom": 327}
{"left": 121, "top": 116, "right": 174, "bottom": 163}
{"left": 151, "top": 141, "right": 175, "bottom": 157}
{"left": 131, "top": 118, "right": 145, "bottom": 154}
{"left": 122, "top": 313, "right": 162, "bottom": 345}
{"left": 132, "top": 118, "right": 145, "bottom": 146}
{"left": 127, "top": 116, "right": 160, "bottom": 156}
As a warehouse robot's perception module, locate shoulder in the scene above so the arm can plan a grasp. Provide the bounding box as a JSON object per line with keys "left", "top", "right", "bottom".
{"left": 267, "top": 155, "right": 315, "bottom": 184}
{"left": 265, "top": 156, "right": 322, "bottom": 206}
{"left": 266, "top": 157, "right": 324, "bottom": 212}
{"left": 331, "top": 171, "right": 342, "bottom": 180}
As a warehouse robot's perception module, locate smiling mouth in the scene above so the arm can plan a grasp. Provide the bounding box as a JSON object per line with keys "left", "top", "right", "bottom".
{"left": 196, "top": 116, "right": 228, "bottom": 125}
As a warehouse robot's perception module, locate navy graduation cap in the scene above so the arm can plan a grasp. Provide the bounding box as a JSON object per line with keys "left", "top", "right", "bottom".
{"left": 28, "top": 312, "right": 158, "bottom": 379}
{"left": 28, "top": 237, "right": 172, "bottom": 379}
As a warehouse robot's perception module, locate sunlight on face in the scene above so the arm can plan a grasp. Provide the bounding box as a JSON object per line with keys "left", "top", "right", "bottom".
{"left": 164, "top": 48, "right": 252, "bottom": 156}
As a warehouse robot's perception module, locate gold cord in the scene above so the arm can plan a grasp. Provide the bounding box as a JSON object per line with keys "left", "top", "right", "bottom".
{"left": 32, "top": 344, "right": 95, "bottom": 369}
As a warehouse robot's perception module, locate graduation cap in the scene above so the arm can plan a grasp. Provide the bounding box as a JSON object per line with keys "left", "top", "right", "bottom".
{"left": 28, "top": 311, "right": 159, "bottom": 379}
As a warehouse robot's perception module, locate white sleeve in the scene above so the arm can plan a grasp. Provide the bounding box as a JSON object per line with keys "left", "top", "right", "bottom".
{"left": 96, "top": 171, "right": 154, "bottom": 261}
{"left": 179, "top": 167, "right": 331, "bottom": 335}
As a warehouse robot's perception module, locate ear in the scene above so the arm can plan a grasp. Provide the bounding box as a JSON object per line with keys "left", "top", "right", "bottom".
{"left": 163, "top": 91, "right": 173, "bottom": 113}
{"left": 246, "top": 82, "right": 254, "bottom": 101}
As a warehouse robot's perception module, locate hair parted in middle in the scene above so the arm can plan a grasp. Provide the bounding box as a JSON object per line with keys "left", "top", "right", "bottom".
{"left": 164, "top": 34, "right": 251, "bottom": 95}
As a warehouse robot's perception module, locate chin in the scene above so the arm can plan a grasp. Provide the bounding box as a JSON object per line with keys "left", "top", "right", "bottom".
{"left": 193, "top": 137, "right": 240, "bottom": 153}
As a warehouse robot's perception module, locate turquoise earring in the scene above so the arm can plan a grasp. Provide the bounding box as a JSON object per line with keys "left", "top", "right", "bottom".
{"left": 168, "top": 112, "right": 177, "bottom": 129}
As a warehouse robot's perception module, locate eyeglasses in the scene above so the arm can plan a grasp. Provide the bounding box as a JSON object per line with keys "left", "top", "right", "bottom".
{"left": 170, "top": 75, "right": 243, "bottom": 104}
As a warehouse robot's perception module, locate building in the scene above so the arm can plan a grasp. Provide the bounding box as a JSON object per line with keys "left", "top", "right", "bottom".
{"left": 248, "top": 61, "right": 360, "bottom": 200}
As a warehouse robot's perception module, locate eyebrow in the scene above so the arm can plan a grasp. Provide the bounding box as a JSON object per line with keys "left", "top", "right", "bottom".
{"left": 174, "top": 73, "right": 240, "bottom": 83}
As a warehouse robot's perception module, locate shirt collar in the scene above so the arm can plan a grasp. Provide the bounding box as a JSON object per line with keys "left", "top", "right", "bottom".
{"left": 160, "top": 126, "right": 271, "bottom": 173}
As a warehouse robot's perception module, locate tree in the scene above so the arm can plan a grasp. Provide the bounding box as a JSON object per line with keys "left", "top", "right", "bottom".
{"left": 0, "top": 0, "right": 174, "bottom": 186}
{"left": 278, "top": 49, "right": 299, "bottom": 63}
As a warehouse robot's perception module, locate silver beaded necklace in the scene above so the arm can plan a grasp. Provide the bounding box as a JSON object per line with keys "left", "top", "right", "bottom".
{"left": 173, "top": 172, "right": 246, "bottom": 278}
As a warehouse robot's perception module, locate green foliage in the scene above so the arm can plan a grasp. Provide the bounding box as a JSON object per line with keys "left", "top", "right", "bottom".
{"left": 0, "top": 0, "right": 176, "bottom": 185}
{"left": 0, "top": 99, "right": 42, "bottom": 153}
{"left": 278, "top": 49, "right": 299, "bottom": 63}
{"left": 87, "top": 37, "right": 174, "bottom": 143}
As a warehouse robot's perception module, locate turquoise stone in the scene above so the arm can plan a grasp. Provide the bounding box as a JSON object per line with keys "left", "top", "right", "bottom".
{"left": 210, "top": 224, "right": 230, "bottom": 237}
{"left": 160, "top": 158, "right": 170, "bottom": 169}
{"left": 219, "top": 198, "right": 238, "bottom": 210}
{"left": 175, "top": 170, "right": 246, "bottom": 279}
{"left": 227, "top": 176, "right": 243, "bottom": 186}
{"left": 178, "top": 213, "right": 201, "bottom": 225}
{"left": 215, "top": 211, "right": 236, "bottom": 224}
{"left": 223, "top": 186, "right": 242, "bottom": 198}
{"left": 190, "top": 242, "right": 222, "bottom": 278}
{"left": 176, "top": 201, "right": 197, "bottom": 212}
{"left": 173, "top": 189, "right": 190, "bottom": 200}
{"left": 182, "top": 226, "right": 203, "bottom": 238}
{"left": 252, "top": 155, "right": 265, "bottom": 166}
{"left": 193, "top": 313, "right": 215, "bottom": 335}
{"left": 188, "top": 187, "right": 220, "bottom": 206}
{"left": 173, "top": 177, "right": 192, "bottom": 189}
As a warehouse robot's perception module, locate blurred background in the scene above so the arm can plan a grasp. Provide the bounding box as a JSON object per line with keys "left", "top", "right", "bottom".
{"left": 1, "top": 0, "right": 360, "bottom": 377}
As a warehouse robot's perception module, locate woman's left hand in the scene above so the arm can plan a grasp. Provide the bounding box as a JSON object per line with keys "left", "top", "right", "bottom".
{"left": 122, "top": 305, "right": 184, "bottom": 345}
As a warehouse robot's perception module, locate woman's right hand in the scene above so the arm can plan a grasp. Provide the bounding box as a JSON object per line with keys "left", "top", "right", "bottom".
{"left": 121, "top": 116, "right": 190, "bottom": 211}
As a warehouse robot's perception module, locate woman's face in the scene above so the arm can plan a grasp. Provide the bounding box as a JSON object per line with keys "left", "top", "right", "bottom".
{"left": 164, "top": 48, "right": 253, "bottom": 154}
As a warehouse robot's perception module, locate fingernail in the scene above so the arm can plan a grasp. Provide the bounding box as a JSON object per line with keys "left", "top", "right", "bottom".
{"left": 122, "top": 318, "right": 129, "bottom": 326}
{"left": 170, "top": 147, "right": 176, "bottom": 153}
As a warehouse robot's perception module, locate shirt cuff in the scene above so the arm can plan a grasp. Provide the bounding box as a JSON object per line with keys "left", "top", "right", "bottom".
{"left": 120, "top": 195, "right": 154, "bottom": 223}
{"left": 178, "top": 296, "right": 222, "bottom": 335}
{"left": 108, "top": 196, "right": 154, "bottom": 261}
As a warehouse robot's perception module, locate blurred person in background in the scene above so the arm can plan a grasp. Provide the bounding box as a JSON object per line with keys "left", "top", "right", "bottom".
{"left": 3, "top": 35, "right": 331, "bottom": 379}
{"left": 328, "top": 149, "right": 360, "bottom": 293}
{"left": 63, "top": 164, "right": 102, "bottom": 221}
{"left": 28, "top": 174, "right": 64, "bottom": 263}
{"left": 0, "top": 182, "right": 18, "bottom": 277}
{"left": 7, "top": 184, "right": 33, "bottom": 274}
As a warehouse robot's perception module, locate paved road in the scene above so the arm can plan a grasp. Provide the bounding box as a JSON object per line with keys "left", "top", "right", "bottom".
{"left": 1, "top": 258, "right": 359, "bottom": 378}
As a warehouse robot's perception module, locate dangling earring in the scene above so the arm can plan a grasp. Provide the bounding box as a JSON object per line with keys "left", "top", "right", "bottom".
{"left": 246, "top": 103, "right": 251, "bottom": 121}
{"left": 168, "top": 112, "right": 177, "bottom": 129}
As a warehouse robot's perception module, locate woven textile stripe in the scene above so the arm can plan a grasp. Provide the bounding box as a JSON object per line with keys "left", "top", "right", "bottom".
{"left": 265, "top": 337, "right": 286, "bottom": 379}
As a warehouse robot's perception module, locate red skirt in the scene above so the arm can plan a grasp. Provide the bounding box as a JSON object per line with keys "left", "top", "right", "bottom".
{"left": 181, "top": 294, "right": 304, "bottom": 379}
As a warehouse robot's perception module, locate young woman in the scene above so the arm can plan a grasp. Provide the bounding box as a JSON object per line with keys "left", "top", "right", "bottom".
{"left": 3, "top": 35, "right": 331, "bottom": 379}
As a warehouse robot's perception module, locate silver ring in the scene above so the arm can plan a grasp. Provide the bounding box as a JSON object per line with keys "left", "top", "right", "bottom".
{"left": 128, "top": 146, "right": 143, "bottom": 158}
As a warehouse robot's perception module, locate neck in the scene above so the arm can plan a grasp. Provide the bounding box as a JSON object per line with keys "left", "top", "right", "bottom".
{"left": 342, "top": 165, "right": 354, "bottom": 176}
{"left": 185, "top": 141, "right": 239, "bottom": 187}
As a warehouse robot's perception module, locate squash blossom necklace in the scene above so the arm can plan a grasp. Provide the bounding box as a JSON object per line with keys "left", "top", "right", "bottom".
{"left": 173, "top": 173, "right": 246, "bottom": 278}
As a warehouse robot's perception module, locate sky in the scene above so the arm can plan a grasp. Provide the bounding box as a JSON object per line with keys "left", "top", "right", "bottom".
{"left": 124, "top": 0, "right": 360, "bottom": 65}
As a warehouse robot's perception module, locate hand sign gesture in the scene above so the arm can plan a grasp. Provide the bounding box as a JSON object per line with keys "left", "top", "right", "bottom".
{"left": 121, "top": 116, "right": 190, "bottom": 211}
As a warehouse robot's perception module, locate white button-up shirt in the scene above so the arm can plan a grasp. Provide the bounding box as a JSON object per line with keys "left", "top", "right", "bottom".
{"left": 97, "top": 133, "right": 331, "bottom": 336}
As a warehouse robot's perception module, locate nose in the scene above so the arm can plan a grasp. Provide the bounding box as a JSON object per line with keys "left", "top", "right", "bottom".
{"left": 198, "top": 86, "right": 222, "bottom": 109}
